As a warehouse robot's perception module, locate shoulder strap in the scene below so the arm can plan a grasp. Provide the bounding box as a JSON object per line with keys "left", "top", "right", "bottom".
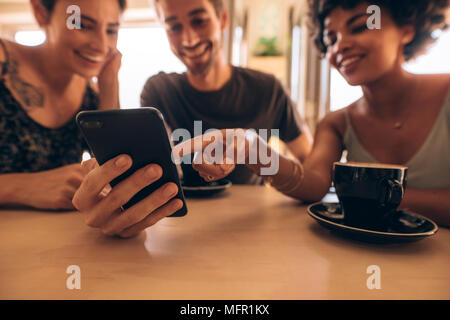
{"left": 342, "top": 107, "right": 354, "bottom": 149}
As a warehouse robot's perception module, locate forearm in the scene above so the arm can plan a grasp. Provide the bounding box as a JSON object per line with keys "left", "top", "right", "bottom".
{"left": 98, "top": 79, "right": 120, "bottom": 110}
{"left": 288, "top": 163, "right": 330, "bottom": 201}
{"left": 247, "top": 153, "right": 330, "bottom": 202}
{"left": 0, "top": 173, "right": 30, "bottom": 206}
{"left": 400, "top": 188, "right": 450, "bottom": 227}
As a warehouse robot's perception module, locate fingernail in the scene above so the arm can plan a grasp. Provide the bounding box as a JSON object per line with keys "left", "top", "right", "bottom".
{"left": 173, "top": 200, "right": 183, "bottom": 210}
{"left": 164, "top": 184, "right": 178, "bottom": 197}
{"left": 146, "top": 166, "right": 159, "bottom": 179}
{"left": 82, "top": 160, "right": 95, "bottom": 171}
{"left": 115, "top": 156, "right": 129, "bottom": 167}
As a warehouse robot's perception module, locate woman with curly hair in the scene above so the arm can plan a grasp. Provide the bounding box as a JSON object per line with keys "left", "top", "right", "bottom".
{"left": 0, "top": 0, "right": 126, "bottom": 210}
{"left": 184, "top": 0, "right": 450, "bottom": 226}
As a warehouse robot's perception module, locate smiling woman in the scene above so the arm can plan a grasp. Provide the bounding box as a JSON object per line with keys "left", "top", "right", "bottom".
{"left": 0, "top": 0, "right": 127, "bottom": 211}
{"left": 313, "top": 0, "right": 450, "bottom": 111}
{"left": 310, "top": 0, "right": 449, "bottom": 61}
{"left": 278, "top": 0, "right": 450, "bottom": 226}
{"left": 331, "top": 27, "right": 450, "bottom": 111}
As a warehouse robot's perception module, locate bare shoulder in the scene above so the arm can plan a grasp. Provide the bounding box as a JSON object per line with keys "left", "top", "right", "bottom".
{"left": 317, "top": 100, "right": 360, "bottom": 139}
{"left": 0, "top": 38, "right": 34, "bottom": 65}
{"left": 422, "top": 73, "right": 450, "bottom": 82}
{"left": 412, "top": 74, "right": 450, "bottom": 111}
{"left": 417, "top": 73, "right": 450, "bottom": 92}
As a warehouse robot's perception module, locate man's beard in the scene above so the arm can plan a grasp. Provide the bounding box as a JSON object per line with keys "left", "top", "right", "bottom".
{"left": 188, "top": 52, "right": 216, "bottom": 76}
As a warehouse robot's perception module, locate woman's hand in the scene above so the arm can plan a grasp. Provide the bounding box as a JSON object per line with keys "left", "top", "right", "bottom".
{"left": 72, "top": 155, "right": 183, "bottom": 238}
{"left": 97, "top": 49, "right": 122, "bottom": 109}
{"left": 20, "top": 164, "right": 89, "bottom": 210}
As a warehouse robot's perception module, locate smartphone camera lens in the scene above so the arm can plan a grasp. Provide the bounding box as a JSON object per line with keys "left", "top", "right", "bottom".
{"left": 81, "top": 120, "right": 103, "bottom": 129}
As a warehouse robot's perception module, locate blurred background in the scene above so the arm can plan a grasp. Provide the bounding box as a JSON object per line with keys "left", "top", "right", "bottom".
{"left": 1, "top": 0, "right": 449, "bottom": 133}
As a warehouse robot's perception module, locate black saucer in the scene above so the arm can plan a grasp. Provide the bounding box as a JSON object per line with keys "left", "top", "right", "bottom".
{"left": 307, "top": 202, "right": 438, "bottom": 243}
{"left": 182, "top": 179, "right": 232, "bottom": 198}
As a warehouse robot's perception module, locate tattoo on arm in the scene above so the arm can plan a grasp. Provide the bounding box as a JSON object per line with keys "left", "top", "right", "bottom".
{"left": 4, "top": 58, "right": 44, "bottom": 108}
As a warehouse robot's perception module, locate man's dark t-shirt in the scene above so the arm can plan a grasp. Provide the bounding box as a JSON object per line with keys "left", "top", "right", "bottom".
{"left": 140, "top": 66, "right": 303, "bottom": 185}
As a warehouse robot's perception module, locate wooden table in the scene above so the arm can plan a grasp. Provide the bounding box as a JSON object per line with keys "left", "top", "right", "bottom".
{"left": 0, "top": 186, "right": 448, "bottom": 300}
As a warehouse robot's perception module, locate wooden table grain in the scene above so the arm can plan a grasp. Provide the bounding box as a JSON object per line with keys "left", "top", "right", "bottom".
{"left": 0, "top": 186, "right": 448, "bottom": 300}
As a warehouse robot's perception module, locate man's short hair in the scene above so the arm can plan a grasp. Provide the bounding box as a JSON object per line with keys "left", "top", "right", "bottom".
{"left": 152, "top": 0, "right": 224, "bottom": 17}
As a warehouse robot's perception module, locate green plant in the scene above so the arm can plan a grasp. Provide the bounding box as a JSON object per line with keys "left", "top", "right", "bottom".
{"left": 254, "top": 37, "right": 282, "bottom": 56}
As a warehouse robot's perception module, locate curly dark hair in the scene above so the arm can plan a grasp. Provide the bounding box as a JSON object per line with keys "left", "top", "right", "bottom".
{"left": 40, "top": 0, "right": 127, "bottom": 13}
{"left": 308, "top": 0, "right": 449, "bottom": 60}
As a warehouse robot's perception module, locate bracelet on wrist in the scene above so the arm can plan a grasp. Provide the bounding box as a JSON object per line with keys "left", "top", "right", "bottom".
{"left": 264, "top": 161, "right": 304, "bottom": 194}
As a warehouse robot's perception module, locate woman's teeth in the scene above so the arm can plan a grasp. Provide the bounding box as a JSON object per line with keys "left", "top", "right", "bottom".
{"left": 77, "top": 51, "right": 104, "bottom": 63}
{"left": 340, "top": 56, "right": 362, "bottom": 67}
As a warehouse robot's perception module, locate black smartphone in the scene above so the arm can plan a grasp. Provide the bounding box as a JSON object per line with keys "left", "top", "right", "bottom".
{"left": 76, "top": 108, "right": 187, "bottom": 217}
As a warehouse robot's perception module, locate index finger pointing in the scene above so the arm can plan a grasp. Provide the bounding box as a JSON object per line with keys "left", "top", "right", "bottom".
{"left": 172, "top": 131, "right": 223, "bottom": 163}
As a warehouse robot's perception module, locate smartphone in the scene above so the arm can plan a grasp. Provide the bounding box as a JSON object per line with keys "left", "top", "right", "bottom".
{"left": 76, "top": 108, "right": 187, "bottom": 217}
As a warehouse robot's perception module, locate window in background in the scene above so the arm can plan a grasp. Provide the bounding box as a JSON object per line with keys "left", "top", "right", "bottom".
{"left": 15, "top": 30, "right": 46, "bottom": 46}
{"left": 290, "top": 25, "right": 301, "bottom": 103}
{"left": 13, "top": 28, "right": 186, "bottom": 109}
{"left": 231, "top": 26, "right": 243, "bottom": 67}
{"left": 404, "top": 29, "right": 450, "bottom": 74}
{"left": 117, "top": 27, "right": 186, "bottom": 108}
{"left": 329, "top": 68, "right": 363, "bottom": 112}
{"left": 329, "top": 29, "right": 450, "bottom": 112}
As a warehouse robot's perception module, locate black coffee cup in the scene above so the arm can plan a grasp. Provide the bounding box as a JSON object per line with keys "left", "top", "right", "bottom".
{"left": 332, "top": 162, "right": 408, "bottom": 229}
{"left": 181, "top": 163, "right": 210, "bottom": 186}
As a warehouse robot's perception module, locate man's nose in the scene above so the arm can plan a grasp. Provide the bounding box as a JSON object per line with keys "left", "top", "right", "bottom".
{"left": 181, "top": 26, "right": 200, "bottom": 47}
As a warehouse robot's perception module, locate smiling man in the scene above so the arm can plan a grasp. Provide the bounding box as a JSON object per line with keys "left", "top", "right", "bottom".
{"left": 141, "top": 0, "right": 313, "bottom": 185}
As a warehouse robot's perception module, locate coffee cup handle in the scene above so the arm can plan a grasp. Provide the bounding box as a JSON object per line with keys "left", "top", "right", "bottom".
{"left": 378, "top": 179, "right": 404, "bottom": 207}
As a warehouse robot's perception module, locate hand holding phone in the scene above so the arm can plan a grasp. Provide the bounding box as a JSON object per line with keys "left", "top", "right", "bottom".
{"left": 73, "top": 155, "right": 184, "bottom": 238}
{"left": 73, "top": 108, "right": 187, "bottom": 238}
